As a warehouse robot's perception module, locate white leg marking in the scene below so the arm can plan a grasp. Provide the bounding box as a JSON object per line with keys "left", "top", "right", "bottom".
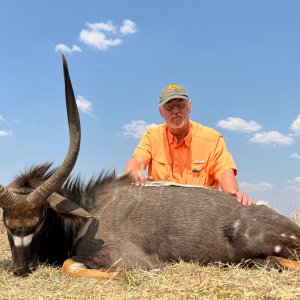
{"left": 281, "top": 233, "right": 286, "bottom": 237}
{"left": 69, "top": 262, "right": 87, "bottom": 272}
{"left": 13, "top": 234, "right": 34, "bottom": 247}
{"left": 274, "top": 245, "right": 281, "bottom": 253}
{"left": 290, "top": 235, "right": 296, "bottom": 240}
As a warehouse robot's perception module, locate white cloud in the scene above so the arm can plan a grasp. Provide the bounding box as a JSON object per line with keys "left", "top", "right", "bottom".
{"left": 290, "top": 153, "right": 300, "bottom": 159}
{"left": 79, "top": 21, "right": 122, "bottom": 51}
{"left": 287, "top": 177, "right": 300, "bottom": 186}
{"left": 79, "top": 19, "right": 137, "bottom": 51}
{"left": 120, "top": 19, "right": 137, "bottom": 35}
{"left": 249, "top": 131, "right": 294, "bottom": 146}
{"left": 122, "top": 120, "right": 156, "bottom": 138}
{"left": 290, "top": 114, "right": 300, "bottom": 136}
{"left": 76, "top": 95, "right": 93, "bottom": 114}
{"left": 55, "top": 44, "right": 82, "bottom": 54}
{"left": 239, "top": 181, "right": 274, "bottom": 191}
{"left": 217, "top": 117, "right": 262, "bottom": 133}
{"left": 0, "top": 130, "right": 12, "bottom": 137}
{"left": 0, "top": 114, "right": 5, "bottom": 122}
{"left": 87, "top": 21, "right": 117, "bottom": 33}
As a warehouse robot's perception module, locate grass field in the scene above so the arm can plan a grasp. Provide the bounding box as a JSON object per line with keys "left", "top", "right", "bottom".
{"left": 1, "top": 222, "right": 300, "bottom": 299}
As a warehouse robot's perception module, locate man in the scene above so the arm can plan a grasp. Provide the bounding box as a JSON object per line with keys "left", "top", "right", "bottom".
{"left": 125, "top": 83, "right": 254, "bottom": 205}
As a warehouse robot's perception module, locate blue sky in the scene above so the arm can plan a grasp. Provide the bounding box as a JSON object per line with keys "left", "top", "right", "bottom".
{"left": 0, "top": 1, "right": 300, "bottom": 216}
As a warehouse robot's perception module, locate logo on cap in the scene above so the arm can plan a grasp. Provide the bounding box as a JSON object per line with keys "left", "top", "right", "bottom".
{"left": 167, "top": 84, "right": 180, "bottom": 90}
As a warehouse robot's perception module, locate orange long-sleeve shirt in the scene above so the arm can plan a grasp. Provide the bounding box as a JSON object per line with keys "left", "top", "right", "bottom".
{"left": 132, "top": 120, "right": 237, "bottom": 188}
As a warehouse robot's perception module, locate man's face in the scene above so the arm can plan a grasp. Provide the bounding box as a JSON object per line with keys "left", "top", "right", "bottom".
{"left": 159, "top": 98, "right": 191, "bottom": 129}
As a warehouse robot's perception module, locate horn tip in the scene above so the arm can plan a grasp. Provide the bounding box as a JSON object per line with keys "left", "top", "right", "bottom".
{"left": 62, "top": 53, "right": 67, "bottom": 65}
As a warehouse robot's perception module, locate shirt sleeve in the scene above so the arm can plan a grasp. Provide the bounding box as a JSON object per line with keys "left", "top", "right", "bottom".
{"left": 132, "top": 130, "right": 153, "bottom": 166}
{"left": 209, "top": 135, "right": 237, "bottom": 179}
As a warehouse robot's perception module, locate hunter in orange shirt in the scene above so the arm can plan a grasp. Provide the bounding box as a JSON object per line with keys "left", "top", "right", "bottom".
{"left": 125, "top": 83, "right": 254, "bottom": 205}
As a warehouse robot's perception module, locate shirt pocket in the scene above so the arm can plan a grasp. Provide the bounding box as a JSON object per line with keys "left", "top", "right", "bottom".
{"left": 186, "top": 163, "right": 206, "bottom": 185}
{"left": 151, "top": 152, "right": 168, "bottom": 180}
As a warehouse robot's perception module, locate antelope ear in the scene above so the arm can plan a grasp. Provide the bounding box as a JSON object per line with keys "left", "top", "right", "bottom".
{"left": 47, "top": 193, "right": 91, "bottom": 218}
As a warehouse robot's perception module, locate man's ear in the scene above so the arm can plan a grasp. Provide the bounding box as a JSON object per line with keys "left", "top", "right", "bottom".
{"left": 188, "top": 100, "right": 192, "bottom": 113}
{"left": 159, "top": 106, "right": 164, "bottom": 118}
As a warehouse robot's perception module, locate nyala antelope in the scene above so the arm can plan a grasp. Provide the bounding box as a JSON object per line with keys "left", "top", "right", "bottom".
{"left": 1, "top": 55, "right": 300, "bottom": 279}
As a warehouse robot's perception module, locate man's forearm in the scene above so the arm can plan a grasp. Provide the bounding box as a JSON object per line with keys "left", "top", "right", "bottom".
{"left": 125, "top": 156, "right": 145, "bottom": 173}
{"left": 218, "top": 168, "right": 255, "bottom": 205}
{"left": 218, "top": 169, "right": 238, "bottom": 193}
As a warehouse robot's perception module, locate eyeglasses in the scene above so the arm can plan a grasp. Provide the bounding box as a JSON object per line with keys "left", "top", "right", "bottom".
{"left": 163, "top": 102, "right": 187, "bottom": 112}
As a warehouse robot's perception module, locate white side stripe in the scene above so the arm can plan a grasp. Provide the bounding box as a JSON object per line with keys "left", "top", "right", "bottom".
{"left": 13, "top": 234, "right": 34, "bottom": 247}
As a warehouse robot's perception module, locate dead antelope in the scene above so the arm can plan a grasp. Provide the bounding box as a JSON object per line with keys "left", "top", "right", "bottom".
{"left": 1, "top": 56, "right": 300, "bottom": 279}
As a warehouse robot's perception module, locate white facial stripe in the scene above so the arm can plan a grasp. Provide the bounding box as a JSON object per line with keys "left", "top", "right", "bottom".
{"left": 13, "top": 234, "right": 34, "bottom": 248}
{"left": 13, "top": 236, "right": 22, "bottom": 247}
{"left": 23, "top": 234, "right": 34, "bottom": 247}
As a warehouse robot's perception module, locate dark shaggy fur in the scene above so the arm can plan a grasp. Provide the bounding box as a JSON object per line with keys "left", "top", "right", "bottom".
{"left": 10, "top": 163, "right": 130, "bottom": 265}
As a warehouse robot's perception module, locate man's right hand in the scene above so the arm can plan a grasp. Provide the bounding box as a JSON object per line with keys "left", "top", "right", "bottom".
{"left": 131, "top": 170, "right": 146, "bottom": 186}
{"left": 131, "top": 171, "right": 154, "bottom": 186}
{"left": 125, "top": 156, "right": 148, "bottom": 186}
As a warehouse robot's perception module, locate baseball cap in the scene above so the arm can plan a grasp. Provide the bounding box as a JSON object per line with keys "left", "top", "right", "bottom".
{"left": 159, "top": 84, "right": 189, "bottom": 106}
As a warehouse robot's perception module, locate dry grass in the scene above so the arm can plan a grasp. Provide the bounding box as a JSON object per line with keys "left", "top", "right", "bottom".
{"left": 1, "top": 223, "right": 300, "bottom": 299}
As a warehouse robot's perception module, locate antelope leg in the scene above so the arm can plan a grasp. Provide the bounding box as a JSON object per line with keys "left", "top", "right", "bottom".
{"left": 62, "top": 258, "right": 122, "bottom": 280}
{"left": 263, "top": 256, "right": 300, "bottom": 270}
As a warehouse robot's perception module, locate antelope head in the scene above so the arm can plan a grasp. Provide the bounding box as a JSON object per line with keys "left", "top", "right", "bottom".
{"left": 0, "top": 55, "right": 90, "bottom": 276}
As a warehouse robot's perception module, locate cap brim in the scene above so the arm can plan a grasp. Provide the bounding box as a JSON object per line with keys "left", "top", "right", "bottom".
{"left": 159, "top": 95, "right": 189, "bottom": 106}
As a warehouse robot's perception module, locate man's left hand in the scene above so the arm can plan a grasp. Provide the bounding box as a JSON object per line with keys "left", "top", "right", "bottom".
{"left": 230, "top": 191, "right": 255, "bottom": 206}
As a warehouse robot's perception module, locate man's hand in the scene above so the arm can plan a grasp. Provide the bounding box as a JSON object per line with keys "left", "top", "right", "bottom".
{"left": 131, "top": 171, "right": 154, "bottom": 186}
{"left": 218, "top": 169, "right": 255, "bottom": 206}
{"left": 230, "top": 191, "right": 255, "bottom": 206}
{"left": 125, "top": 156, "right": 150, "bottom": 186}
{"left": 131, "top": 170, "right": 146, "bottom": 186}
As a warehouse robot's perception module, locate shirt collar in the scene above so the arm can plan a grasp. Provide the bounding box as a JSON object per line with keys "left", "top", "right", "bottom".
{"left": 165, "top": 122, "right": 192, "bottom": 146}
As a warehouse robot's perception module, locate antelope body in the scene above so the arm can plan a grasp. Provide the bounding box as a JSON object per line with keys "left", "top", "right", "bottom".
{"left": 1, "top": 56, "right": 300, "bottom": 278}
